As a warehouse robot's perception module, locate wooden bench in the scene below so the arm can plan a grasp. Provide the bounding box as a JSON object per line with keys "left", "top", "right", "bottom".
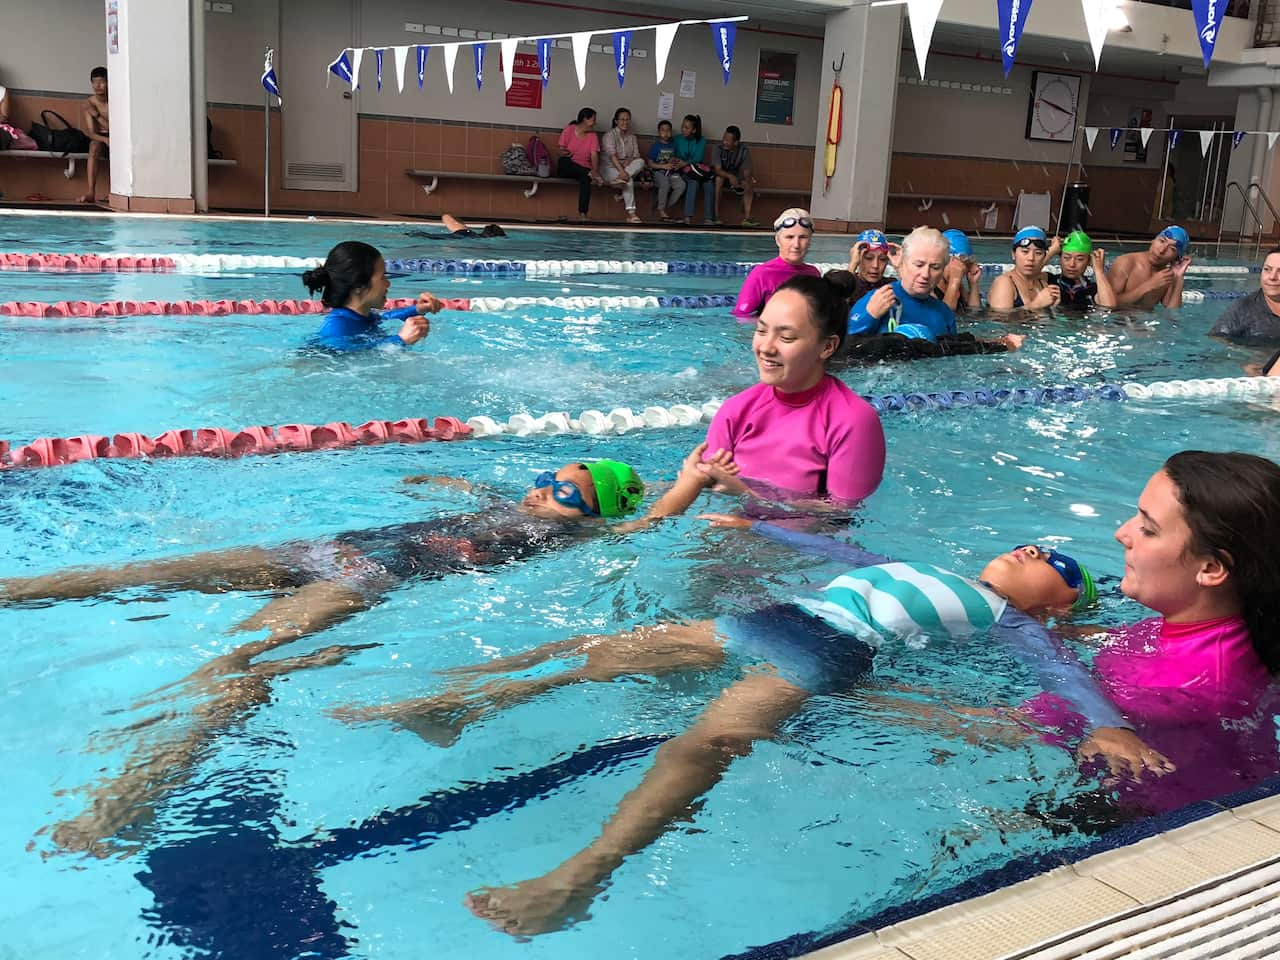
{"left": 0, "top": 150, "right": 237, "bottom": 179}
{"left": 408, "top": 169, "right": 811, "bottom": 202}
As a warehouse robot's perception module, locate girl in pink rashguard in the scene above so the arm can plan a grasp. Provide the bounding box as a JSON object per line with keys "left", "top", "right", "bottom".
{"left": 704, "top": 273, "right": 885, "bottom": 504}
{"left": 1020, "top": 451, "right": 1280, "bottom": 813}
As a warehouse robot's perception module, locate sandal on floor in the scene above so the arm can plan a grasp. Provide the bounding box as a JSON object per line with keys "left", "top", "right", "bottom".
{"left": 627, "top": 214, "right": 642, "bottom": 224}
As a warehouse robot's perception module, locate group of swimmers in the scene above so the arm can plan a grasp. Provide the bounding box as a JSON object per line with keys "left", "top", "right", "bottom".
{"left": 8, "top": 213, "right": 1280, "bottom": 939}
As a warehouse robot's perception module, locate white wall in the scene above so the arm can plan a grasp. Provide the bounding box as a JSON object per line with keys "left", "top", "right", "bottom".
{"left": 203, "top": 0, "right": 824, "bottom": 145}
{"left": 0, "top": 0, "right": 106, "bottom": 93}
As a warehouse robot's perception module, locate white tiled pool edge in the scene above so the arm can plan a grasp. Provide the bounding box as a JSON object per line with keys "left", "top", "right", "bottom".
{"left": 803, "top": 794, "right": 1280, "bottom": 960}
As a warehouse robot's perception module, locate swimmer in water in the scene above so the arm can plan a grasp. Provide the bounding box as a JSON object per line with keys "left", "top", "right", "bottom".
{"left": 342, "top": 518, "right": 1166, "bottom": 938}
{"left": 1049, "top": 231, "right": 1117, "bottom": 311}
{"left": 305, "top": 240, "right": 443, "bottom": 352}
{"left": 23, "top": 446, "right": 733, "bottom": 855}
{"left": 408, "top": 214, "right": 507, "bottom": 240}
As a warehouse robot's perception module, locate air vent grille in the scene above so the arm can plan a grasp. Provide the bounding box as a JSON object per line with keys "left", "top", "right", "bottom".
{"left": 286, "top": 162, "right": 346, "bottom": 180}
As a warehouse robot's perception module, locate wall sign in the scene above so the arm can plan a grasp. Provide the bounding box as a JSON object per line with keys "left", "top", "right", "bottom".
{"left": 504, "top": 51, "right": 542, "bottom": 109}
{"left": 755, "top": 50, "right": 796, "bottom": 126}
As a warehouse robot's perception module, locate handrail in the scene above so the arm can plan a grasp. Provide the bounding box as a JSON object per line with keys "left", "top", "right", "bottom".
{"left": 1217, "top": 181, "right": 1280, "bottom": 258}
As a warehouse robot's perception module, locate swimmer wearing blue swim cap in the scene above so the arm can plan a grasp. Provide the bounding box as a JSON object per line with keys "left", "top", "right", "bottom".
{"left": 1105, "top": 225, "right": 1192, "bottom": 309}
{"left": 1012, "top": 226, "right": 1049, "bottom": 250}
{"left": 936, "top": 229, "right": 982, "bottom": 313}
{"left": 855, "top": 229, "right": 889, "bottom": 250}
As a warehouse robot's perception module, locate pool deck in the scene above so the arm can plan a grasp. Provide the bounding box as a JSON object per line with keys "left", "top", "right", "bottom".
{"left": 801, "top": 792, "right": 1280, "bottom": 960}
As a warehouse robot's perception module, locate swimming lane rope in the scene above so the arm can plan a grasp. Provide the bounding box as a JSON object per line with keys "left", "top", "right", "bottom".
{"left": 0, "top": 252, "right": 1261, "bottom": 278}
{"left": 4, "top": 377, "right": 1278, "bottom": 471}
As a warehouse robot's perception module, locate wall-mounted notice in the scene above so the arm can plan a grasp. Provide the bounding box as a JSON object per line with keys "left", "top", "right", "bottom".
{"left": 755, "top": 50, "right": 796, "bottom": 125}
{"left": 657, "top": 92, "right": 674, "bottom": 120}
{"left": 505, "top": 51, "right": 542, "bottom": 109}
{"left": 679, "top": 69, "right": 696, "bottom": 98}
{"left": 106, "top": 0, "right": 120, "bottom": 54}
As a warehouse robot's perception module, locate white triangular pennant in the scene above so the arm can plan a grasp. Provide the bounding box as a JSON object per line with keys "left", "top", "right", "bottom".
{"left": 654, "top": 22, "right": 680, "bottom": 83}
{"left": 571, "top": 32, "right": 592, "bottom": 90}
{"left": 442, "top": 43, "right": 459, "bottom": 94}
{"left": 500, "top": 38, "right": 519, "bottom": 91}
{"left": 1084, "top": 126, "right": 1099, "bottom": 150}
{"left": 1269, "top": 132, "right": 1280, "bottom": 150}
{"left": 1200, "top": 129, "right": 1215, "bottom": 156}
{"left": 393, "top": 46, "right": 409, "bottom": 93}
{"left": 1140, "top": 127, "right": 1153, "bottom": 148}
{"left": 906, "top": 0, "right": 945, "bottom": 79}
{"left": 351, "top": 48, "right": 364, "bottom": 89}
{"left": 1080, "top": 0, "right": 1110, "bottom": 69}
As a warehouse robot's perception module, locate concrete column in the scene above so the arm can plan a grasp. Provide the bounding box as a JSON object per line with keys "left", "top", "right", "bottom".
{"left": 809, "top": 5, "right": 903, "bottom": 232}
{"left": 108, "top": 0, "right": 195, "bottom": 213}
{"left": 1264, "top": 89, "right": 1280, "bottom": 234}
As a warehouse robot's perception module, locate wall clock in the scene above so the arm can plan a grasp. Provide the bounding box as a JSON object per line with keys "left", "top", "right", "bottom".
{"left": 1026, "top": 71, "right": 1081, "bottom": 143}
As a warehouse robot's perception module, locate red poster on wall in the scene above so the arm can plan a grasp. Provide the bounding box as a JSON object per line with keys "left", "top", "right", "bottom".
{"left": 505, "top": 52, "right": 543, "bottom": 110}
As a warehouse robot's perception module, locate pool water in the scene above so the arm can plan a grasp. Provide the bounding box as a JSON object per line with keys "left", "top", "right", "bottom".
{"left": 1, "top": 214, "right": 1278, "bottom": 960}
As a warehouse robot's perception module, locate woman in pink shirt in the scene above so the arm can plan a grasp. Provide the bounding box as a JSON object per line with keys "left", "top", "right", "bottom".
{"left": 557, "top": 107, "right": 604, "bottom": 220}
{"left": 704, "top": 272, "right": 886, "bottom": 504}
{"left": 731, "top": 208, "right": 822, "bottom": 321}
{"left": 1015, "top": 450, "right": 1280, "bottom": 813}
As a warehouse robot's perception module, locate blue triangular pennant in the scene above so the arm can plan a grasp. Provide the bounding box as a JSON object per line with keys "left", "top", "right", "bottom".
{"left": 375, "top": 48, "right": 384, "bottom": 91}
{"left": 1233, "top": 130, "right": 1247, "bottom": 149}
{"left": 1169, "top": 129, "right": 1182, "bottom": 149}
{"left": 710, "top": 20, "right": 736, "bottom": 85}
{"left": 417, "top": 46, "right": 428, "bottom": 89}
{"left": 1192, "top": 0, "right": 1221, "bottom": 68}
{"left": 537, "top": 38, "right": 552, "bottom": 87}
{"left": 613, "top": 30, "right": 633, "bottom": 87}
{"left": 995, "top": 0, "right": 1033, "bottom": 78}
{"left": 1109, "top": 127, "right": 1123, "bottom": 150}
{"left": 261, "top": 48, "right": 281, "bottom": 104}
{"left": 474, "top": 44, "right": 484, "bottom": 90}
{"left": 328, "top": 50, "right": 354, "bottom": 87}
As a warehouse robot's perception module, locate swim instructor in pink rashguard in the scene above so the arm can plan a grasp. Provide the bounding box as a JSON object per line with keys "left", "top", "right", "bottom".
{"left": 704, "top": 273, "right": 886, "bottom": 503}
{"left": 731, "top": 208, "right": 822, "bottom": 321}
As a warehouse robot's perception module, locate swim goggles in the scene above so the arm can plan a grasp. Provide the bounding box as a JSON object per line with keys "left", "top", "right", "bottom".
{"left": 1013, "top": 544, "right": 1098, "bottom": 610}
{"left": 1013, "top": 237, "right": 1049, "bottom": 251}
{"left": 534, "top": 470, "right": 598, "bottom": 516}
{"left": 775, "top": 215, "right": 814, "bottom": 232}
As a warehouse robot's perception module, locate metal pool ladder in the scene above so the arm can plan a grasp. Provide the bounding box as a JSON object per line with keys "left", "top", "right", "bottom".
{"left": 1217, "top": 181, "right": 1280, "bottom": 259}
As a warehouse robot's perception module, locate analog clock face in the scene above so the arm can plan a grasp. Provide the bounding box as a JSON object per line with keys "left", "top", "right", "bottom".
{"left": 1027, "top": 72, "right": 1080, "bottom": 143}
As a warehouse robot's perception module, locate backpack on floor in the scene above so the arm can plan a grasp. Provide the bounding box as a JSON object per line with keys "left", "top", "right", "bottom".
{"left": 526, "top": 136, "right": 552, "bottom": 177}
{"left": 501, "top": 143, "right": 536, "bottom": 176}
{"left": 28, "top": 110, "right": 91, "bottom": 155}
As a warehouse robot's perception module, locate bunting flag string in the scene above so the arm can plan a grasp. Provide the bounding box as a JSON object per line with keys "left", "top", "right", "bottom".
{"left": 995, "top": 0, "right": 1033, "bottom": 78}
{"left": 322, "top": 17, "right": 747, "bottom": 93}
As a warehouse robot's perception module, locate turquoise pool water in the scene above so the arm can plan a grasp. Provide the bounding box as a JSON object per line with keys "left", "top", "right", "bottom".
{"left": 1, "top": 214, "right": 1278, "bottom": 960}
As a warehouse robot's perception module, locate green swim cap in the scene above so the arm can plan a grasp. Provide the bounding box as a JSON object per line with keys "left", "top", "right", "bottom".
{"left": 1072, "top": 563, "right": 1098, "bottom": 612}
{"left": 1061, "top": 230, "right": 1093, "bottom": 255}
{"left": 585, "top": 460, "right": 645, "bottom": 518}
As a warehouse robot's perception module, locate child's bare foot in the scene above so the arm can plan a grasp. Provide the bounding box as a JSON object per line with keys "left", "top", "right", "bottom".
{"left": 466, "top": 877, "right": 598, "bottom": 938}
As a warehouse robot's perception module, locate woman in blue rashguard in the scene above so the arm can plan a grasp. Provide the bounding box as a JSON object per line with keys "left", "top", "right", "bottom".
{"left": 304, "top": 240, "right": 443, "bottom": 351}
{"left": 340, "top": 517, "right": 1162, "bottom": 937}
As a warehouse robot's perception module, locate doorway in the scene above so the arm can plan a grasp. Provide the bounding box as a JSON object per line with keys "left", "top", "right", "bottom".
{"left": 280, "top": 0, "right": 358, "bottom": 192}
{"left": 1160, "top": 114, "right": 1234, "bottom": 225}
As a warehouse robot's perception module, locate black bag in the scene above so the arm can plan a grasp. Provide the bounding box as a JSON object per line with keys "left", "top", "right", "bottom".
{"left": 0, "top": 127, "right": 12, "bottom": 151}
{"left": 29, "top": 110, "right": 91, "bottom": 155}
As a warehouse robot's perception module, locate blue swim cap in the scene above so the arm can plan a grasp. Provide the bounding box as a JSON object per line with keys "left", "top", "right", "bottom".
{"left": 856, "top": 229, "right": 889, "bottom": 251}
{"left": 943, "top": 229, "right": 973, "bottom": 258}
{"left": 1157, "top": 225, "right": 1189, "bottom": 257}
{"left": 1012, "top": 226, "right": 1048, "bottom": 249}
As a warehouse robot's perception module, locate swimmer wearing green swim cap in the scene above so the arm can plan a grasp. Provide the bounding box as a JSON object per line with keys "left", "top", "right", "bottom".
{"left": 1050, "top": 230, "right": 1118, "bottom": 310}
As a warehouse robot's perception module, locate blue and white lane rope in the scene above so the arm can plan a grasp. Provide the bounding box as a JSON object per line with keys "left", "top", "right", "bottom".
{"left": 462, "top": 377, "right": 1280, "bottom": 438}
{"left": 83, "top": 253, "right": 1262, "bottom": 278}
